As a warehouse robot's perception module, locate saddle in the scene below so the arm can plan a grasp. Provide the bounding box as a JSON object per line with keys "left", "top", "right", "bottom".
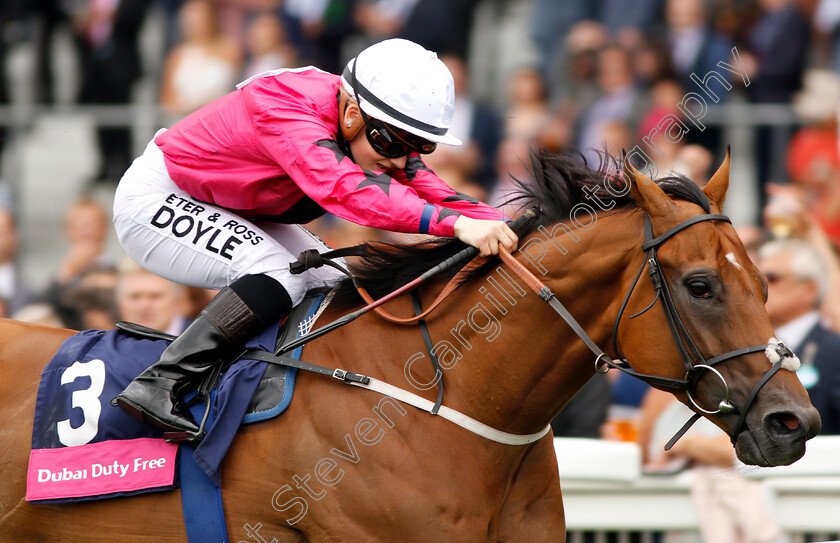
{"left": 116, "top": 289, "right": 330, "bottom": 423}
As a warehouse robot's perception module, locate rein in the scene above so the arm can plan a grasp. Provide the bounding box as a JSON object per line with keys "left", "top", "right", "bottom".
{"left": 246, "top": 210, "right": 553, "bottom": 446}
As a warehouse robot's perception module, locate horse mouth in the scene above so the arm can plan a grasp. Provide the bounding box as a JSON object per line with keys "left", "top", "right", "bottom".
{"left": 733, "top": 409, "right": 820, "bottom": 467}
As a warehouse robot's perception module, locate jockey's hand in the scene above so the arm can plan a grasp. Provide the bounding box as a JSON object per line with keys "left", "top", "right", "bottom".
{"left": 453, "top": 216, "right": 518, "bottom": 257}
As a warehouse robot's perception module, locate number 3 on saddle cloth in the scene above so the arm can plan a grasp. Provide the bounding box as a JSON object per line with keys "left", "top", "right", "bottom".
{"left": 26, "top": 293, "right": 325, "bottom": 503}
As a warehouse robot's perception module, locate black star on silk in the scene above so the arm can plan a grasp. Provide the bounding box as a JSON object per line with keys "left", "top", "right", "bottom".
{"left": 314, "top": 139, "right": 346, "bottom": 164}
{"left": 437, "top": 208, "right": 461, "bottom": 224}
{"left": 356, "top": 171, "right": 394, "bottom": 196}
{"left": 442, "top": 192, "right": 480, "bottom": 205}
{"left": 404, "top": 156, "right": 433, "bottom": 182}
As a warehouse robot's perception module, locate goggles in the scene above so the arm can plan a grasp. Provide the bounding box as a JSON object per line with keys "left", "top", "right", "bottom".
{"left": 350, "top": 58, "right": 436, "bottom": 158}
{"left": 358, "top": 108, "right": 436, "bottom": 158}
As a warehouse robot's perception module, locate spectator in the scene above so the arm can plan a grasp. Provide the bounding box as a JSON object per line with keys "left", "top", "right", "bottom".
{"left": 397, "top": 0, "right": 476, "bottom": 60}
{"left": 283, "top": 0, "right": 355, "bottom": 74}
{"left": 58, "top": 263, "right": 118, "bottom": 330}
{"left": 437, "top": 54, "right": 502, "bottom": 192}
{"left": 664, "top": 0, "right": 733, "bottom": 93}
{"left": 242, "top": 11, "right": 297, "bottom": 79}
{"left": 757, "top": 238, "right": 840, "bottom": 434}
{"left": 160, "top": 0, "right": 242, "bottom": 119}
{"left": 468, "top": 0, "right": 541, "bottom": 112}
{"left": 72, "top": 0, "right": 151, "bottom": 182}
{"left": 11, "top": 303, "right": 65, "bottom": 328}
{"left": 0, "top": 208, "right": 38, "bottom": 314}
{"left": 0, "top": 0, "right": 29, "bottom": 165}
{"left": 636, "top": 79, "right": 688, "bottom": 176}
{"left": 530, "top": 0, "right": 597, "bottom": 88}
{"left": 598, "top": 119, "right": 633, "bottom": 160}
{"left": 546, "top": 20, "right": 607, "bottom": 111}
{"left": 421, "top": 149, "right": 487, "bottom": 207}
{"left": 352, "top": 0, "right": 417, "bottom": 43}
{"left": 42, "top": 198, "right": 114, "bottom": 328}
{"left": 741, "top": 0, "right": 811, "bottom": 190}
{"left": 674, "top": 143, "right": 714, "bottom": 186}
{"left": 785, "top": 69, "right": 840, "bottom": 244}
{"left": 312, "top": 215, "right": 387, "bottom": 250}
{"left": 73, "top": 282, "right": 119, "bottom": 330}
{"left": 577, "top": 45, "right": 645, "bottom": 167}
{"left": 57, "top": 197, "right": 112, "bottom": 283}
{"left": 815, "top": 0, "right": 840, "bottom": 73}
{"left": 629, "top": 35, "right": 676, "bottom": 88}
{"left": 598, "top": 0, "right": 663, "bottom": 36}
{"left": 761, "top": 183, "right": 840, "bottom": 328}
{"left": 536, "top": 107, "right": 575, "bottom": 155}
{"left": 742, "top": 0, "right": 811, "bottom": 104}
{"left": 602, "top": 370, "right": 650, "bottom": 443}
{"left": 504, "top": 67, "right": 551, "bottom": 143}
{"left": 157, "top": 0, "right": 186, "bottom": 53}
{"left": 116, "top": 258, "right": 190, "bottom": 335}
{"left": 183, "top": 286, "right": 218, "bottom": 321}
{"left": 213, "top": 0, "right": 283, "bottom": 45}
{"left": 488, "top": 137, "right": 533, "bottom": 215}
{"left": 33, "top": 0, "right": 71, "bottom": 105}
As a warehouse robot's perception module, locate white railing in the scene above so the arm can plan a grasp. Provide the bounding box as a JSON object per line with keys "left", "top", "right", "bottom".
{"left": 556, "top": 436, "right": 840, "bottom": 543}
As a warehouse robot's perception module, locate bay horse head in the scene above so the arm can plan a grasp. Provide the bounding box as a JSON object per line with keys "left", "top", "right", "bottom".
{"left": 609, "top": 149, "right": 821, "bottom": 466}
{"left": 334, "top": 146, "right": 819, "bottom": 470}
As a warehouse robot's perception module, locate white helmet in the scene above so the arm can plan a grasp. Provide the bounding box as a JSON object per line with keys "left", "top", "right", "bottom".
{"left": 341, "top": 39, "right": 462, "bottom": 146}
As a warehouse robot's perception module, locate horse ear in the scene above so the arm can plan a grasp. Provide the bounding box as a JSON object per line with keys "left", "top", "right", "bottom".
{"left": 703, "top": 146, "right": 730, "bottom": 209}
{"left": 623, "top": 150, "right": 674, "bottom": 218}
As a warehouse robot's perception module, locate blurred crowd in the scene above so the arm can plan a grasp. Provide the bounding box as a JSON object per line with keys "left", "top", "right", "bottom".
{"left": 0, "top": 1, "right": 839, "bottom": 538}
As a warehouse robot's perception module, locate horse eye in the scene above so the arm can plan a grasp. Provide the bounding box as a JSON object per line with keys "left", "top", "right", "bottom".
{"left": 687, "top": 279, "right": 712, "bottom": 298}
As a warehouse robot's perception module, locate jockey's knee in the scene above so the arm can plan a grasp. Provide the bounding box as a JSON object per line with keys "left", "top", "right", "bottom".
{"left": 260, "top": 269, "right": 307, "bottom": 308}
{"left": 229, "top": 274, "right": 294, "bottom": 323}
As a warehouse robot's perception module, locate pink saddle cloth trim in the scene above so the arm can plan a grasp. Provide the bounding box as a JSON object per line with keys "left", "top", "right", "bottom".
{"left": 26, "top": 437, "right": 178, "bottom": 501}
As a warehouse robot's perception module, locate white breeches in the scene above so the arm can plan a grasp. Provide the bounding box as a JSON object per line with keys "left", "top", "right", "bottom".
{"left": 112, "top": 134, "right": 345, "bottom": 306}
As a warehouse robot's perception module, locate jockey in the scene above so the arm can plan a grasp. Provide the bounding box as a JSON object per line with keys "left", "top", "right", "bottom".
{"left": 111, "top": 38, "right": 518, "bottom": 435}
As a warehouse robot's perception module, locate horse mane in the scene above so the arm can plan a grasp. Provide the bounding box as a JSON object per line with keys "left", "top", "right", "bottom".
{"left": 330, "top": 147, "right": 710, "bottom": 306}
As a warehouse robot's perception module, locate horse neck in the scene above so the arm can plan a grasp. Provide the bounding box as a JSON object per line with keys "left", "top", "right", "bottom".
{"left": 435, "top": 211, "right": 644, "bottom": 435}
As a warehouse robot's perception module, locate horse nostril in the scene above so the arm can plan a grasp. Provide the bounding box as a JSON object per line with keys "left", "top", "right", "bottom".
{"left": 765, "top": 412, "right": 802, "bottom": 438}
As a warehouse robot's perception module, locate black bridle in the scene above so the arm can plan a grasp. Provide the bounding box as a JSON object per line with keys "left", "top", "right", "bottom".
{"left": 601, "top": 213, "right": 795, "bottom": 448}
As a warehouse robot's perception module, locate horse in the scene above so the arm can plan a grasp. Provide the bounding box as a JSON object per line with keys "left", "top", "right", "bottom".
{"left": 0, "top": 148, "right": 821, "bottom": 542}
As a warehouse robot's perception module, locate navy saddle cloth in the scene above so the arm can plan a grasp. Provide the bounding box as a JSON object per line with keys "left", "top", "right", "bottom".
{"left": 32, "top": 293, "right": 325, "bottom": 486}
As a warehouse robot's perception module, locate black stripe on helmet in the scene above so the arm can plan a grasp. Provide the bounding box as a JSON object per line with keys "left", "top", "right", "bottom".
{"left": 343, "top": 63, "right": 448, "bottom": 137}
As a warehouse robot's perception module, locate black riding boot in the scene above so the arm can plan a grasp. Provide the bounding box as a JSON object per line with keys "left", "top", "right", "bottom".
{"left": 112, "top": 274, "right": 293, "bottom": 433}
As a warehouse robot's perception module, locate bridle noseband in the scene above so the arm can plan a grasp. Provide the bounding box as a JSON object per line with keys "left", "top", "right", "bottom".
{"left": 603, "top": 213, "right": 793, "bottom": 448}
